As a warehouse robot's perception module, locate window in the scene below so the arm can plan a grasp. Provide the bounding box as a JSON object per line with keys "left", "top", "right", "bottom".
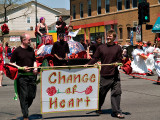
{"left": 127, "top": 27, "right": 131, "bottom": 39}
{"left": 114, "top": 24, "right": 117, "bottom": 33}
{"left": 97, "top": 0, "right": 101, "bottom": 14}
{"left": 30, "top": 26, "right": 33, "bottom": 30}
{"left": 80, "top": 3, "right": 83, "bottom": 18}
{"left": 27, "top": 17, "right": 30, "bottom": 23}
{"left": 106, "top": 25, "right": 111, "bottom": 32}
{"left": 125, "top": 0, "right": 130, "bottom": 9}
{"left": 72, "top": 5, "right": 76, "bottom": 19}
{"left": 105, "top": 0, "right": 110, "bottom": 13}
{"left": 88, "top": 0, "right": 91, "bottom": 16}
{"left": 132, "top": 0, "right": 137, "bottom": 8}
{"left": 119, "top": 28, "right": 123, "bottom": 39}
{"left": 117, "top": 0, "right": 122, "bottom": 11}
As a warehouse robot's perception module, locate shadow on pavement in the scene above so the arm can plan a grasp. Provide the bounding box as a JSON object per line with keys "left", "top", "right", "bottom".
{"left": 152, "top": 82, "right": 160, "bottom": 85}
{"left": 86, "top": 109, "right": 131, "bottom": 116}
{"left": 86, "top": 109, "right": 112, "bottom": 114}
{"left": 43, "top": 114, "right": 99, "bottom": 119}
{"left": 122, "top": 111, "right": 131, "bottom": 115}
{"left": 11, "top": 114, "right": 43, "bottom": 120}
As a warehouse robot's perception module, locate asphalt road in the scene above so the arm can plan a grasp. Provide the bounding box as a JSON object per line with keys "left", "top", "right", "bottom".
{"left": 0, "top": 67, "right": 160, "bottom": 120}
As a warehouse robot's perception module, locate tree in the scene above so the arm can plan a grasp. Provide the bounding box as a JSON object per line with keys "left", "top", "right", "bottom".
{"left": 0, "top": 0, "right": 34, "bottom": 24}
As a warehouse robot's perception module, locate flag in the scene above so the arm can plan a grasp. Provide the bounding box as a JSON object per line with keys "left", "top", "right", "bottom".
{"left": 3, "top": 63, "right": 18, "bottom": 80}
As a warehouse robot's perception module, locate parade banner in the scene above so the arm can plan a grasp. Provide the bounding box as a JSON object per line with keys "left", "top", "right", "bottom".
{"left": 41, "top": 67, "right": 100, "bottom": 114}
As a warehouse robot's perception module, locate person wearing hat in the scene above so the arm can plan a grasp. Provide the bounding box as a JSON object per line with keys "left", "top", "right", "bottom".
{"left": 144, "top": 41, "right": 155, "bottom": 75}
{"left": 143, "top": 41, "right": 148, "bottom": 51}
{"left": 10, "top": 33, "right": 38, "bottom": 120}
{"left": 37, "top": 17, "right": 49, "bottom": 45}
{"left": 51, "top": 33, "right": 70, "bottom": 66}
{"left": 131, "top": 42, "right": 148, "bottom": 76}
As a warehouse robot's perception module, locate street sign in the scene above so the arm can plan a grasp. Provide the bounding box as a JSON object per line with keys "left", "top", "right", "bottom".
{"left": 136, "top": 25, "right": 141, "bottom": 41}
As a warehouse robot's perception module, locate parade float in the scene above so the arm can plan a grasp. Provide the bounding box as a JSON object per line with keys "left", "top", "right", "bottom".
{"left": 35, "top": 34, "right": 90, "bottom": 67}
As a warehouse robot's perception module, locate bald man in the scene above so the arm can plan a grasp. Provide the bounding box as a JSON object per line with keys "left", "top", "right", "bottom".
{"left": 10, "top": 33, "right": 38, "bottom": 120}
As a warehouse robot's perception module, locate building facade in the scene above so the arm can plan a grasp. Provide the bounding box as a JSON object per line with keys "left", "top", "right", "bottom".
{"left": 70, "top": 0, "right": 160, "bottom": 44}
{"left": 0, "top": 1, "right": 70, "bottom": 48}
{"left": 0, "top": 1, "right": 64, "bottom": 31}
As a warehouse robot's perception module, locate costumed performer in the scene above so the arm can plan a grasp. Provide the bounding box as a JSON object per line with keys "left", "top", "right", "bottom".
{"left": 0, "top": 43, "right": 4, "bottom": 87}
{"left": 153, "top": 38, "right": 160, "bottom": 85}
{"left": 131, "top": 42, "right": 148, "bottom": 76}
{"left": 144, "top": 41, "right": 155, "bottom": 75}
{"left": 68, "top": 25, "right": 81, "bottom": 41}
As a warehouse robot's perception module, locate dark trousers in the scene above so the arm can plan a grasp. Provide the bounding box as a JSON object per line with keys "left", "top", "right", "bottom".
{"left": 99, "top": 74, "right": 122, "bottom": 114}
{"left": 17, "top": 75, "right": 37, "bottom": 118}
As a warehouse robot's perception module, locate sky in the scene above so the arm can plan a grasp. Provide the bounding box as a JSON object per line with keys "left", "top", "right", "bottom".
{"left": 21, "top": 0, "right": 70, "bottom": 10}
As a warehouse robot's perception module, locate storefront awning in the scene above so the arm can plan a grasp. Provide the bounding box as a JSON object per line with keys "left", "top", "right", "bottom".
{"left": 152, "top": 17, "right": 160, "bottom": 33}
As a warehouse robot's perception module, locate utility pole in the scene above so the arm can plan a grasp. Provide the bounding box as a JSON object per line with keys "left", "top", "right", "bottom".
{"left": 35, "top": 0, "right": 37, "bottom": 29}
{"left": 35, "top": 0, "right": 38, "bottom": 45}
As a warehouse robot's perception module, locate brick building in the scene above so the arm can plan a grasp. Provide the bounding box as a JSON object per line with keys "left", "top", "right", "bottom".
{"left": 70, "top": 0, "right": 160, "bottom": 45}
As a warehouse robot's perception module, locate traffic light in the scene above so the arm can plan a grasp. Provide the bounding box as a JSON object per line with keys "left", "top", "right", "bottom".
{"left": 142, "top": 2, "right": 150, "bottom": 23}
{"left": 138, "top": 2, "right": 150, "bottom": 25}
{"left": 138, "top": 3, "right": 143, "bottom": 25}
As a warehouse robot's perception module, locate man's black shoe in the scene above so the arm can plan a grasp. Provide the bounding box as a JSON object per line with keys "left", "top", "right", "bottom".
{"left": 95, "top": 110, "right": 102, "bottom": 116}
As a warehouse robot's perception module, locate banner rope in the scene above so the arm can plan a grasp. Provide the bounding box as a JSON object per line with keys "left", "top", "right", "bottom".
{"left": 18, "top": 62, "right": 123, "bottom": 69}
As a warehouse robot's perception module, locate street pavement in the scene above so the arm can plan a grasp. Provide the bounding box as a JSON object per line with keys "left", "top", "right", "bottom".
{"left": 0, "top": 61, "right": 160, "bottom": 120}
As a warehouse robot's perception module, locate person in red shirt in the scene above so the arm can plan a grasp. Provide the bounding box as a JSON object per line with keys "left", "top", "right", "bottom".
{"left": 0, "top": 43, "right": 4, "bottom": 87}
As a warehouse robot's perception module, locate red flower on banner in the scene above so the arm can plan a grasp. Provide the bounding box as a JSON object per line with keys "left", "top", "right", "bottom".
{"left": 46, "top": 86, "right": 57, "bottom": 96}
{"left": 85, "top": 86, "right": 93, "bottom": 95}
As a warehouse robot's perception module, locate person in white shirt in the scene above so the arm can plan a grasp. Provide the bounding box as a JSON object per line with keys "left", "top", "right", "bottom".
{"left": 68, "top": 26, "right": 81, "bottom": 41}
{"left": 131, "top": 42, "right": 148, "bottom": 76}
{"left": 153, "top": 38, "right": 160, "bottom": 84}
{"left": 144, "top": 41, "right": 155, "bottom": 75}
